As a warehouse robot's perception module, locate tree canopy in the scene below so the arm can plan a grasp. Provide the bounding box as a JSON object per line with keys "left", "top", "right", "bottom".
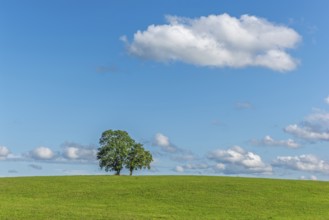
{"left": 126, "top": 143, "right": 153, "bottom": 176}
{"left": 97, "top": 129, "right": 153, "bottom": 175}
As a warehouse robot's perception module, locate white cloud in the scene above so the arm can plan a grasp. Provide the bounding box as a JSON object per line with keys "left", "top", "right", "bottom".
{"left": 64, "top": 147, "right": 80, "bottom": 159}
{"left": 285, "top": 124, "right": 329, "bottom": 141}
{"left": 125, "top": 13, "right": 301, "bottom": 72}
{"left": 273, "top": 154, "right": 329, "bottom": 174}
{"left": 62, "top": 142, "right": 97, "bottom": 161}
{"left": 153, "top": 133, "right": 178, "bottom": 153}
{"left": 324, "top": 96, "right": 329, "bottom": 105}
{"left": 305, "top": 111, "right": 329, "bottom": 128}
{"left": 208, "top": 146, "right": 272, "bottom": 174}
{"left": 29, "top": 147, "right": 55, "bottom": 160}
{"left": 0, "top": 146, "right": 10, "bottom": 160}
{"left": 174, "top": 165, "right": 185, "bottom": 172}
{"left": 252, "top": 135, "right": 300, "bottom": 148}
{"left": 214, "top": 163, "right": 226, "bottom": 171}
{"left": 4, "top": 143, "right": 96, "bottom": 164}
{"left": 284, "top": 111, "right": 329, "bottom": 142}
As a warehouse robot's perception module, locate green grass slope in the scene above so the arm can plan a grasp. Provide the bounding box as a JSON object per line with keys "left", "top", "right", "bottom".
{"left": 0, "top": 176, "right": 328, "bottom": 219}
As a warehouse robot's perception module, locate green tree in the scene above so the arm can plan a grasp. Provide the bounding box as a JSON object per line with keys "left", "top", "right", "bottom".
{"left": 97, "top": 130, "right": 135, "bottom": 175}
{"left": 97, "top": 129, "right": 153, "bottom": 175}
{"left": 126, "top": 143, "right": 153, "bottom": 176}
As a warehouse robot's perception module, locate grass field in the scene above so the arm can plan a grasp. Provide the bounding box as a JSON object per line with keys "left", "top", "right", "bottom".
{"left": 0, "top": 175, "right": 328, "bottom": 219}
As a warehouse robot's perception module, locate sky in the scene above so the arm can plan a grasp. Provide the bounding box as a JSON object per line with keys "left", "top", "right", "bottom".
{"left": 1, "top": 0, "right": 329, "bottom": 180}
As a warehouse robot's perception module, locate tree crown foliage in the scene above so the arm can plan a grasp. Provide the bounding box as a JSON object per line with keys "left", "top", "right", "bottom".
{"left": 97, "top": 129, "right": 152, "bottom": 175}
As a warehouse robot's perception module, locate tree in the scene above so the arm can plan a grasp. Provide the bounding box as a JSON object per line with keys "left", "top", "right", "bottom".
{"left": 97, "top": 129, "right": 153, "bottom": 175}
{"left": 97, "top": 130, "right": 135, "bottom": 175}
{"left": 125, "top": 143, "right": 153, "bottom": 176}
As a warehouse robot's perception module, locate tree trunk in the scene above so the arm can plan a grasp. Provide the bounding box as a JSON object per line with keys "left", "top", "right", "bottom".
{"left": 129, "top": 169, "right": 133, "bottom": 176}
{"left": 115, "top": 170, "right": 120, "bottom": 175}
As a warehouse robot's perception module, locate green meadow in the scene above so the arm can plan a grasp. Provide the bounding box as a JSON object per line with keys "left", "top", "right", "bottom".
{"left": 0, "top": 175, "right": 328, "bottom": 219}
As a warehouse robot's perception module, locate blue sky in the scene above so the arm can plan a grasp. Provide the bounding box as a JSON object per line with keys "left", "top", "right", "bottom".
{"left": 1, "top": 0, "right": 329, "bottom": 180}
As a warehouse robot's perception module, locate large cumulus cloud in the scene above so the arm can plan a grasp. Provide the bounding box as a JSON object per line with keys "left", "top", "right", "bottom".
{"left": 124, "top": 13, "right": 301, "bottom": 72}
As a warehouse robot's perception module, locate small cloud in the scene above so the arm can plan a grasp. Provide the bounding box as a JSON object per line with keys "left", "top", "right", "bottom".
{"left": 153, "top": 133, "right": 178, "bottom": 153}
{"left": 214, "top": 163, "right": 226, "bottom": 171}
{"left": 208, "top": 146, "right": 272, "bottom": 175}
{"left": 125, "top": 13, "right": 301, "bottom": 72}
{"left": 174, "top": 165, "right": 185, "bottom": 172}
{"left": 28, "top": 164, "right": 42, "bottom": 170}
{"left": 284, "top": 110, "right": 329, "bottom": 142}
{"left": 273, "top": 154, "right": 329, "bottom": 174}
{"left": 251, "top": 135, "right": 300, "bottom": 148}
{"left": 284, "top": 124, "right": 329, "bottom": 142}
{"left": 235, "top": 102, "right": 253, "bottom": 110}
{"left": 28, "top": 147, "right": 55, "bottom": 160}
{"left": 0, "top": 146, "right": 10, "bottom": 160}
{"left": 62, "top": 142, "right": 97, "bottom": 161}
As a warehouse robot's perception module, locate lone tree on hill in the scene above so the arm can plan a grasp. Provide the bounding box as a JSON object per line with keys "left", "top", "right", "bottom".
{"left": 97, "top": 129, "right": 153, "bottom": 175}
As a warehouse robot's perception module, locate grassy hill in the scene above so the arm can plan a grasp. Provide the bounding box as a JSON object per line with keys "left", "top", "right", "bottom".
{"left": 0, "top": 175, "right": 328, "bottom": 219}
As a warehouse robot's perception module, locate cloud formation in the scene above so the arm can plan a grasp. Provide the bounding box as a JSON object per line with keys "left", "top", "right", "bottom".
{"left": 29, "top": 147, "right": 55, "bottom": 160}
{"left": 284, "top": 111, "right": 329, "bottom": 142}
{"left": 62, "top": 142, "right": 97, "bottom": 161}
{"left": 273, "top": 154, "right": 329, "bottom": 174}
{"left": 3, "top": 142, "right": 98, "bottom": 164}
{"left": 174, "top": 165, "right": 185, "bottom": 172}
{"left": 208, "top": 146, "right": 272, "bottom": 174}
{"left": 124, "top": 13, "right": 301, "bottom": 72}
{"left": 0, "top": 146, "right": 10, "bottom": 160}
{"left": 251, "top": 135, "right": 300, "bottom": 148}
{"left": 153, "top": 133, "right": 178, "bottom": 153}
